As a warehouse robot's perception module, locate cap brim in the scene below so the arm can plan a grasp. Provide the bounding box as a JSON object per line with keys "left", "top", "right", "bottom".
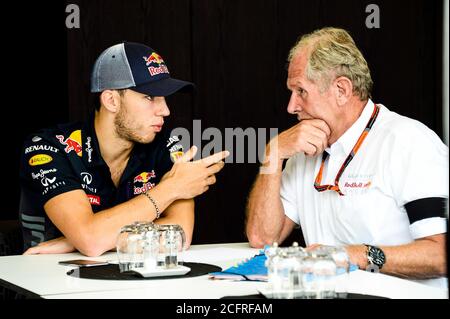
{"left": 132, "top": 77, "right": 194, "bottom": 97}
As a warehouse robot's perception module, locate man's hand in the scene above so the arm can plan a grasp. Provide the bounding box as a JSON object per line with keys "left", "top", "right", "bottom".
{"left": 269, "top": 119, "right": 331, "bottom": 160}
{"left": 160, "top": 146, "right": 230, "bottom": 200}
{"left": 23, "top": 236, "right": 76, "bottom": 255}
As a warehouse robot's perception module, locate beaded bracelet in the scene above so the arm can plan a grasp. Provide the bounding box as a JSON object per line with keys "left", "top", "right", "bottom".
{"left": 141, "top": 191, "right": 161, "bottom": 219}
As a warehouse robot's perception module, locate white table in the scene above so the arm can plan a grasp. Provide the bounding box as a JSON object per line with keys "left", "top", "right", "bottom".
{"left": 0, "top": 242, "right": 447, "bottom": 299}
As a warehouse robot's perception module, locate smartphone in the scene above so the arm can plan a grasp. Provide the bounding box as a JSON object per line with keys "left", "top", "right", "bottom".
{"left": 58, "top": 259, "right": 109, "bottom": 267}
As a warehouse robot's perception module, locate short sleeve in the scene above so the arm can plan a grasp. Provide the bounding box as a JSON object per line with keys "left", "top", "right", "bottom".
{"left": 19, "top": 134, "right": 83, "bottom": 206}
{"left": 280, "top": 155, "right": 301, "bottom": 225}
{"left": 385, "top": 119, "right": 448, "bottom": 238}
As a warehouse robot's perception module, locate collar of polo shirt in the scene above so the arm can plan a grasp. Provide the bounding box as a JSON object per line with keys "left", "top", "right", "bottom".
{"left": 326, "top": 99, "right": 375, "bottom": 157}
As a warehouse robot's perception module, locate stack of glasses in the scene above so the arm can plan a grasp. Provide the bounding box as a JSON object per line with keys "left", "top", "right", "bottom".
{"left": 265, "top": 243, "right": 351, "bottom": 299}
{"left": 116, "top": 222, "right": 186, "bottom": 272}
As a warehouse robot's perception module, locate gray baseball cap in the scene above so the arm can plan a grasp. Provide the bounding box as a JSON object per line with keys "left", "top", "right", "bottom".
{"left": 90, "top": 42, "right": 194, "bottom": 96}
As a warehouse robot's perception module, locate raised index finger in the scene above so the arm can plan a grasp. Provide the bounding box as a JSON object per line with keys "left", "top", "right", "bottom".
{"left": 200, "top": 150, "right": 230, "bottom": 166}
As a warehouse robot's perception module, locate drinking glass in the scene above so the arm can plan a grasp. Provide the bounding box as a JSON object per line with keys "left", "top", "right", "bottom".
{"left": 158, "top": 224, "right": 186, "bottom": 268}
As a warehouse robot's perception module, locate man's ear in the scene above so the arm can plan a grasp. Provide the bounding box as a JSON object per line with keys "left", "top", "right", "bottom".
{"left": 100, "top": 90, "right": 121, "bottom": 113}
{"left": 334, "top": 76, "right": 353, "bottom": 106}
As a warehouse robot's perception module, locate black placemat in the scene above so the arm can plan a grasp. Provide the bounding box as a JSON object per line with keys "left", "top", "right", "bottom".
{"left": 221, "top": 293, "right": 388, "bottom": 299}
{"left": 67, "top": 262, "right": 221, "bottom": 280}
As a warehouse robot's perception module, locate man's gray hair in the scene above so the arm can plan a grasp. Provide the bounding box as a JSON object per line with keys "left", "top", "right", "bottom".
{"left": 288, "top": 27, "right": 373, "bottom": 101}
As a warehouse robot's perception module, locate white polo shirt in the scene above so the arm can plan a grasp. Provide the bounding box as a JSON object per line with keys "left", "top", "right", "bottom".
{"left": 281, "top": 99, "right": 448, "bottom": 247}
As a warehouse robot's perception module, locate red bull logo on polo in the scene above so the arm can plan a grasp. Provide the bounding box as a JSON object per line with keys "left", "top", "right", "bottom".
{"left": 133, "top": 171, "right": 156, "bottom": 184}
{"left": 56, "top": 130, "right": 83, "bottom": 157}
{"left": 142, "top": 52, "right": 169, "bottom": 77}
{"left": 133, "top": 170, "right": 156, "bottom": 194}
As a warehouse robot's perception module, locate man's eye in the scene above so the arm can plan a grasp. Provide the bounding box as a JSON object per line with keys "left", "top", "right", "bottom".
{"left": 145, "top": 95, "right": 155, "bottom": 101}
{"left": 297, "top": 88, "right": 306, "bottom": 96}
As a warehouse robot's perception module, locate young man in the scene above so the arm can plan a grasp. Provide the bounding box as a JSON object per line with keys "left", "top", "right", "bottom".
{"left": 20, "top": 42, "right": 228, "bottom": 256}
{"left": 246, "top": 28, "right": 448, "bottom": 286}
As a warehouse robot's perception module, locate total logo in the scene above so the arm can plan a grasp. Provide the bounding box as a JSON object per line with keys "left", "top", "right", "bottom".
{"left": 56, "top": 130, "right": 83, "bottom": 157}
{"left": 142, "top": 52, "right": 169, "bottom": 77}
{"left": 87, "top": 194, "right": 101, "bottom": 206}
{"left": 133, "top": 171, "right": 156, "bottom": 195}
{"left": 29, "top": 154, "right": 53, "bottom": 166}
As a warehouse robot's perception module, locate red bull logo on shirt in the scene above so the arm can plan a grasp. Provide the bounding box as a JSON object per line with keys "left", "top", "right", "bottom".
{"left": 133, "top": 170, "right": 156, "bottom": 194}
{"left": 344, "top": 181, "right": 372, "bottom": 188}
{"left": 142, "top": 52, "right": 169, "bottom": 77}
{"left": 133, "top": 171, "right": 156, "bottom": 184}
{"left": 56, "top": 130, "right": 83, "bottom": 157}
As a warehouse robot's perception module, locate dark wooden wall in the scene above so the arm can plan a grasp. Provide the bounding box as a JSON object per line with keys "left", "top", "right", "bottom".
{"left": 4, "top": 0, "right": 444, "bottom": 246}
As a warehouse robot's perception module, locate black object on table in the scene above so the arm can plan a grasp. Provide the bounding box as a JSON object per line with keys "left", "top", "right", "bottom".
{"left": 66, "top": 262, "right": 221, "bottom": 280}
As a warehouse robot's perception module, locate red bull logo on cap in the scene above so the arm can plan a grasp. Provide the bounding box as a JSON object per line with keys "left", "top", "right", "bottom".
{"left": 142, "top": 52, "right": 169, "bottom": 77}
{"left": 56, "top": 130, "right": 83, "bottom": 157}
{"left": 143, "top": 52, "right": 164, "bottom": 66}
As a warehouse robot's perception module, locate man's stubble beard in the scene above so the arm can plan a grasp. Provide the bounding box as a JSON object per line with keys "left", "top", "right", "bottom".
{"left": 114, "top": 105, "right": 155, "bottom": 144}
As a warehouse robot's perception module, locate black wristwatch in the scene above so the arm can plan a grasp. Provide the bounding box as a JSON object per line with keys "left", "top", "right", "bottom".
{"left": 365, "top": 245, "right": 386, "bottom": 270}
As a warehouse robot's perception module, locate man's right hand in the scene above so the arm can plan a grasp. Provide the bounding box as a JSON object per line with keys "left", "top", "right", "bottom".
{"left": 269, "top": 119, "right": 331, "bottom": 160}
{"left": 160, "top": 146, "right": 230, "bottom": 200}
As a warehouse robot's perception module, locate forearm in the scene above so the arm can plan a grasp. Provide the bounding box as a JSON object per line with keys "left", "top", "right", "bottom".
{"left": 246, "top": 157, "right": 286, "bottom": 247}
{"left": 81, "top": 180, "right": 179, "bottom": 256}
{"left": 346, "top": 234, "right": 447, "bottom": 279}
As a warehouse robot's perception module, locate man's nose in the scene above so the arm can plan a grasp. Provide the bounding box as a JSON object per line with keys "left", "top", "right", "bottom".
{"left": 287, "top": 92, "right": 301, "bottom": 114}
{"left": 158, "top": 98, "right": 170, "bottom": 117}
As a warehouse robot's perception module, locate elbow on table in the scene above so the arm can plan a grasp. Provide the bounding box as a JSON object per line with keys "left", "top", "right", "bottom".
{"left": 74, "top": 235, "right": 107, "bottom": 258}
{"left": 246, "top": 231, "right": 273, "bottom": 249}
{"left": 79, "top": 247, "right": 104, "bottom": 258}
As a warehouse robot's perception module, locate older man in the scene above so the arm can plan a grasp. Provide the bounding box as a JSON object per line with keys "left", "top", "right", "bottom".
{"left": 246, "top": 27, "right": 448, "bottom": 286}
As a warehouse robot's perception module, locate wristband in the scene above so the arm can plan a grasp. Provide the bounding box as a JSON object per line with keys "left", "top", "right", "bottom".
{"left": 142, "top": 191, "right": 161, "bottom": 219}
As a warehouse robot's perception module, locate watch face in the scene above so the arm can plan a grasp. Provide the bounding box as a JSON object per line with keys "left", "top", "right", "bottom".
{"left": 369, "top": 246, "right": 386, "bottom": 266}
